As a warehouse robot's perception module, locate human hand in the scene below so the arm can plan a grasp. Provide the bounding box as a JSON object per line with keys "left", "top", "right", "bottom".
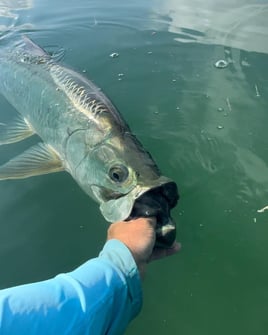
{"left": 107, "top": 218, "right": 180, "bottom": 278}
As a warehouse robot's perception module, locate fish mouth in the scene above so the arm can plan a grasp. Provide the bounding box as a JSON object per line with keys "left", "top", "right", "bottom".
{"left": 155, "top": 218, "right": 177, "bottom": 248}
{"left": 100, "top": 177, "right": 178, "bottom": 221}
{"left": 127, "top": 182, "right": 179, "bottom": 248}
{"left": 100, "top": 177, "right": 179, "bottom": 247}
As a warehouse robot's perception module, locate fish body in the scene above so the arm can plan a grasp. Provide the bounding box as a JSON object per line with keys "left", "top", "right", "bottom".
{"left": 0, "top": 35, "right": 179, "bottom": 246}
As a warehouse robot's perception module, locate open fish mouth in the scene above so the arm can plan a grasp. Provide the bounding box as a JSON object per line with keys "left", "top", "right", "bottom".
{"left": 128, "top": 182, "right": 179, "bottom": 248}
{"left": 100, "top": 178, "right": 179, "bottom": 248}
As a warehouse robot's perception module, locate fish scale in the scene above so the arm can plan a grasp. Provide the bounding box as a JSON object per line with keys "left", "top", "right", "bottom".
{"left": 0, "top": 35, "right": 179, "bottom": 247}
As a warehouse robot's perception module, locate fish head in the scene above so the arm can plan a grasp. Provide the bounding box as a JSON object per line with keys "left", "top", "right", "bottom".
{"left": 68, "top": 129, "right": 179, "bottom": 248}
{"left": 68, "top": 130, "right": 140, "bottom": 206}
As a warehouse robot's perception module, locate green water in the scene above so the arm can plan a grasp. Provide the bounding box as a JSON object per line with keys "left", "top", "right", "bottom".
{"left": 0, "top": 1, "right": 268, "bottom": 334}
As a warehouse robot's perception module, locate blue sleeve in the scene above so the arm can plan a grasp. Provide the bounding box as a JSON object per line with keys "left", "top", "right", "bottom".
{"left": 0, "top": 239, "right": 142, "bottom": 335}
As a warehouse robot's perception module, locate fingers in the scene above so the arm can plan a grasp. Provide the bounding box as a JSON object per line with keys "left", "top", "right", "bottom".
{"left": 149, "top": 242, "right": 181, "bottom": 262}
{"left": 107, "top": 217, "right": 180, "bottom": 277}
{"left": 128, "top": 217, "right": 156, "bottom": 228}
{"left": 146, "top": 216, "right": 156, "bottom": 228}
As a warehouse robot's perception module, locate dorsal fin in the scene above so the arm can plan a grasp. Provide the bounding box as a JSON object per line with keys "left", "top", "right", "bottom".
{"left": 13, "top": 36, "right": 52, "bottom": 65}
{"left": 21, "top": 35, "right": 49, "bottom": 57}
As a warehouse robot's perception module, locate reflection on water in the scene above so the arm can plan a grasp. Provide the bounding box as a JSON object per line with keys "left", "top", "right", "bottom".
{"left": 158, "top": 0, "right": 268, "bottom": 54}
{"left": 0, "top": 0, "right": 33, "bottom": 16}
{"left": 0, "top": 0, "right": 33, "bottom": 32}
{"left": 0, "top": 1, "right": 267, "bottom": 335}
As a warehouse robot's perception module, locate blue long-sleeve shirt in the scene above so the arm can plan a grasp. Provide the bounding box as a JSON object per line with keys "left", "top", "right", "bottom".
{"left": 0, "top": 239, "right": 142, "bottom": 335}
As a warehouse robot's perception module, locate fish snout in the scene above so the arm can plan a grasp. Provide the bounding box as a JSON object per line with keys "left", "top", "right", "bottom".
{"left": 128, "top": 183, "right": 179, "bottom": 248}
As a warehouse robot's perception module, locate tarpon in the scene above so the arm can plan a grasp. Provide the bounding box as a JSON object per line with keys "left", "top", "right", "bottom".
{"left": 0, "top": 35, "right": 179, "bottom": 247}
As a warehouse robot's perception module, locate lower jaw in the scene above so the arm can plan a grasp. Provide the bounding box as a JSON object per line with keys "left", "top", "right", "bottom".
{"left": 155, "top": 222, "right": 176, "bottom": 248}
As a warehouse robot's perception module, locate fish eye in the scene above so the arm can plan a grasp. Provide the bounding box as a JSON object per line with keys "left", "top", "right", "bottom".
{"left": 109, "top": 164, "right": 129, "bottom": 183}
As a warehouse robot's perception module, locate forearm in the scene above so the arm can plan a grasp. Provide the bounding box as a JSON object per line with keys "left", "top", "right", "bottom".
{"left": 0, "top": 240, "right": 142, "bottom": 335}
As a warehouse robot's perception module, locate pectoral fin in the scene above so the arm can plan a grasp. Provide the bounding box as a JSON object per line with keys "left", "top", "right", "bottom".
{"left": 0, "top": 115, "right": 35, "bottom": 145}
{"left": 0, "top": 143, "right": 64, "bottom": 180}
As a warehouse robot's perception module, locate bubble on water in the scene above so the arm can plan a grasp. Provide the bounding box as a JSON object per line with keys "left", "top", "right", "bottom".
{"left": 217, "top": 125, "right": 224, "bottom": 130}
{"left": 110, "top": 52, "right": 119, "bottom": 58}
{"left": 241, "top": 60, "right": 250, "bottom": 67}
{"left": 255, "top": 84, "right": 260, "bottom": 97}
{"left": 217, "top": 107, "right": 224, "bottom": 112}
{"left": 214, "top": 59, "right": 228, "bottom": 69}
{"left": 176, "top": 106, "right": 180, "bottom": 110}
